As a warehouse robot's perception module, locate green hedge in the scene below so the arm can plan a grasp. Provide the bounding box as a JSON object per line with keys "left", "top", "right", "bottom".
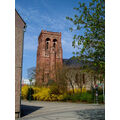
{"left": 63, "top": 93, "right": 93, "bottom": 103}
{"left": 98, "top": 94, "right": 104, "bottom": 103}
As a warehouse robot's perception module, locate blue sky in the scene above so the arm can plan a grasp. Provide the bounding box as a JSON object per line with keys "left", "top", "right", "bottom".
{"left": 15, "top": 0, "right": 88, "bottom": 78}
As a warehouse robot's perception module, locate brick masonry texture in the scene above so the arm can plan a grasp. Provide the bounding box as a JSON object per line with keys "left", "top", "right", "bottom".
{"left": 15, "top": 10, "right": 26, "bottom": 118}
{"left": 36, "top": 30, "right": 63, "bottom": 86}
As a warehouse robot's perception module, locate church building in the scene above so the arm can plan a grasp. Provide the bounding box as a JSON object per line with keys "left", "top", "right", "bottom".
{"left": 36, "top": 30, "right": 63, "bottom": 86}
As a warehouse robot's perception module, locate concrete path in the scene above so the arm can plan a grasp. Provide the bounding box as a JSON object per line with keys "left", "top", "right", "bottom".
{"left": 17, "top": 100, "right": 105, "bottom": 120}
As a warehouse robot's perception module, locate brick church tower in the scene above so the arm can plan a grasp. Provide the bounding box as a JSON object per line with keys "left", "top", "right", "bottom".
{"left": 36, "top": 30, "right": 63, "bottom": 86}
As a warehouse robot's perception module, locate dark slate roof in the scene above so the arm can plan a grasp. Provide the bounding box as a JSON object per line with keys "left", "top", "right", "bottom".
{"left": 63, "top": 57, "right": 93, "bottom": 69}
{"left": 63, "top": 58, "right": 84, "bottom": 67}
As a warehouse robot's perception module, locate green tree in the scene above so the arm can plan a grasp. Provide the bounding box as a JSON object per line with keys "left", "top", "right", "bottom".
{"left": 66, "top": 0, "right": 105, "bottom": 76}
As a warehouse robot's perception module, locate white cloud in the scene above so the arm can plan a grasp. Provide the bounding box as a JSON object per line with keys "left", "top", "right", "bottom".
{"left": 16, "top": 4, "right": 77, "bottom": 58}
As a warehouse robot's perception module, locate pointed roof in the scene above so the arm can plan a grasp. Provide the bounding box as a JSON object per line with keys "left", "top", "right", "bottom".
{"left": 15, "top": 9, "right": 26, "bottom": 26}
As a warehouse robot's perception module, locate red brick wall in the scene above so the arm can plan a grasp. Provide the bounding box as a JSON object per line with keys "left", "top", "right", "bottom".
{"left": 36, "top": 30, "right": 63, "bottom": 85}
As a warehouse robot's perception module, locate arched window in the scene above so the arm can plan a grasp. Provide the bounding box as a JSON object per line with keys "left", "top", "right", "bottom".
{"left": 53, "top": 39, "right": 57, "bottom": 48}
{"left": 46, "top": 38, "right": 50, "bottom": 50}
{"left": 46, "top": 42, "right": 49, "bottom": 49}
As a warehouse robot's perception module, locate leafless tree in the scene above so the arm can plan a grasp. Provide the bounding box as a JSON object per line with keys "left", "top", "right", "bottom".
{"left": 27, "top": 67, "right": 36, "bottom": 80}
{"left": 55, "top": 65, "right": 68, "bottom": 93}
{"left": 75, "top": 71, "right": 84, "bottom": 91}
{"left": 65, "top": 68, "right": 76, "bottom": 93}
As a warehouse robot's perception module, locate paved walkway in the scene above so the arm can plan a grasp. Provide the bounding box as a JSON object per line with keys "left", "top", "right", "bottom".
{"left": 17, "top": 100, "right": 105, "bottom": 120}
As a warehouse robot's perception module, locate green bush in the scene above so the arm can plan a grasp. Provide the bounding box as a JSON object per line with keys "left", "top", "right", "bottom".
{"left": 71, "top": 93, "right": 81, "bottom": 102}
{"left": 98, "top": 94, "right": 104, "bottom": 103}
{"left": 98, "top": 88, "right": 103, "bottom": 95}
{"left": 27, "top": 87, "right": 34, "bottom": 100}
{"left": 63, "top": 92, "right": 92, "bottom": 103}
{"left": 80, "top": 93, "right": 86, "bottom": 102}
{"left": 62, "top": 94, "right": 71, "bottom": 101}
{"left": 79, "top": 93, "right": 92, "bottom": 103}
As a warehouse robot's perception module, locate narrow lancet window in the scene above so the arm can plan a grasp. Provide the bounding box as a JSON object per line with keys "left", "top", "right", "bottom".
{"left": 53, "top": 39, "right": 57, "bottom": 48}
{"left": 46, "top": 38, "right": 50, "bottom": 50}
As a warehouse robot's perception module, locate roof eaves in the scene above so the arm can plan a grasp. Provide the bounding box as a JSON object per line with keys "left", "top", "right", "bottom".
{"left": 15, "top": 9, "right": 26, "bottom": 26}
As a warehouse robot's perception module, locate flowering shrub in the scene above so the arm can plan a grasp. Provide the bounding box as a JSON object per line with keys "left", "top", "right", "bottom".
{"left": 33, "top": 87, "right": 64, "bottom": 101}
{"left": 21, "top": 85, "right": 87, "bottom": 101}
{"left": 82, "top": 87, "right": 86, "bottom": 93}
{"left": 32, "top": 86, "right": 41, "bottom": 94}
{"left": 21, "top": 86, "right": 103, "bottom": 103}
{"left": 33, "top": 87, "right": 51, "bottom": 101}
{"left": 49, "top": 84, "right": 62, "bottom": 95}
{"left": 68, "top": 87, "right": 86, "bottom": 94}
{"left": 21, "top": 85, "right": 29, "bottom": 99}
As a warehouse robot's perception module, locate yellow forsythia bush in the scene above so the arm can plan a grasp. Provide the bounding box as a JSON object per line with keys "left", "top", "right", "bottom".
{"left": 32, "top": 87, "right": 41, "bottom": 94}
{"left": 57, "top": 95, "right": 64, "bottom": 101}
{"left": 68, "top": 88, "right": 86, "bottom": 94}
{"left": 33, "top": 87, "right": 64, "bottom": 101}
{"left": 74, "top": 88, "right": 81, "bottom": 93}
{"left": 22, "top": 86, "right": 86, "bottom": 101}
{"left": 33, "top": 87, "right": 51, "bottom": 101}
{"left": 21, "top": 85, "right": 29, "bottom": 99}
{"left": 82, "top": 87, "right": 86, "bottom": 93}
